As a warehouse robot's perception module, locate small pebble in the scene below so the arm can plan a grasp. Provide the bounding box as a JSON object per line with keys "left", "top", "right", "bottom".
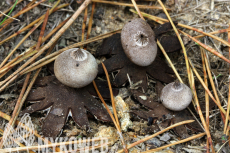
{"left": 33, "top": 7, "right": 41, "bottom": 15}
{"left": 96, "top": 26, "right": 101, "bottom": 34}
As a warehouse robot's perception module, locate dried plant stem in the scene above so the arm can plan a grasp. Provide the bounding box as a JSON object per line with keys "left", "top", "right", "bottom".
{"left": 200, "top": 48, "right": 210, "bottom": 153}
{"left": 131, "top": 0, "right": 144, "bottom": 20}
{"left": 224, "top": 25, "right": 230, "bottom": 134}
{"left": 130, "top": 9, "right": 230, "bottom": 47}
{"left": 92, "top": 0, "right": 169, "bottom": 10}
{"left": 0, "top": 4, "right": 69, "bottom": 46}
{"left": 81, "top": 6, "right": 88, "bottom": 48}
{"left": 195, "top": 28, "right": 230, "bottom": 39}
{"left": 157, "top": 40, "right": 183, "bottom": 83}
{"left": 189, "top": 68, "right": 215, "bottom": 153}
{"left": 101, "top": 63, "right": 128, "bottom": 153}
{"left": 117, "top": 120, "right": 195, "bottom": 153}
{"left": 0, "top": 0, "right": 92, "bottom": 92}
{"left": 179, "top": 30, "right": 230, "bottom": 64}
{"left": 0, "top": 111, "right": 61, "bottom": 152}
{"left": 86, "top": 2, "right": 95, "bottom": 40}
{"left": 157, "top": 0, "right": 192, "bottom": 91}
{"left": 20, "top": 30, "right": 121, "bottom": 75}
{"left": 143, "top": 133, "right": 206, "bottom": 152}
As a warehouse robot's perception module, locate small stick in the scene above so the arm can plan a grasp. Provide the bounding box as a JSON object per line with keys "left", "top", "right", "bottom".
{"left": 0, "top": 11, "right": 20, "bottom": 22}
{"left": 117, "top": 120, "right": 195, "bottom": 153}
{"left": 143, "top": 133, "right": 206, "bottom": 152}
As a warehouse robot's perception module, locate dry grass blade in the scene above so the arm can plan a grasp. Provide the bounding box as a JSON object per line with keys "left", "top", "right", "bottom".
{"left": 92, "top": 0, "right": 170, "bottom": 10}
{"left": 189, "top": 68, "right": 215, "bottom": 153}
{"left": 117, "top": 120, "right": 195, "bottom": 153}
{"left": 0, "top": 0, "right": 92, "bottom": 92}
{"left": 179, "top": 30, "right": 230, "bottom": 64}
{"left": 143, "top": 133, "right": 206, "bottom": 152}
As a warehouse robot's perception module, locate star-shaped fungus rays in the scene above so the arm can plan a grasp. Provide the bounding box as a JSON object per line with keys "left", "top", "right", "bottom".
{"left": 96, "top": 33, "right": 176, "bottom": 91}
{"left": 21, "top": 76, "right": 113, "bottom": 137}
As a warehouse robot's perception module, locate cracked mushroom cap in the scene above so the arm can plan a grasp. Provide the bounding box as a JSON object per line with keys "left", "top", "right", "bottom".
{"left": 160, "top": 81, "right": 192, "bottom": 111}
{"left": 54, "top": 48, "right": 98, "bottom": 88}
{"left": 121, "top": 18, "right": 157, "bottom": 66}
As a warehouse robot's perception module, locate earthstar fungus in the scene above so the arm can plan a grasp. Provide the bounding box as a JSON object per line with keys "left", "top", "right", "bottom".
{"left": 121, "top": 18, "right": 157, "bottom": 66}
{"left": 21, "top": 48, "right": 112, "bottom": 137}
{"left": 160, "top": 81, "right": 193, "bottom": 111}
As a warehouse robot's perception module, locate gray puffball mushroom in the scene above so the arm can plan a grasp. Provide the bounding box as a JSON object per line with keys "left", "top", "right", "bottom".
{"left": 54, "top": 48, "right": 98, "bottom": 88}
{"left": 121, "top": 18, "right": 157, "bottom": 66}
{"left": 160, "top": 81, "right": 192, "bottom": 111}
